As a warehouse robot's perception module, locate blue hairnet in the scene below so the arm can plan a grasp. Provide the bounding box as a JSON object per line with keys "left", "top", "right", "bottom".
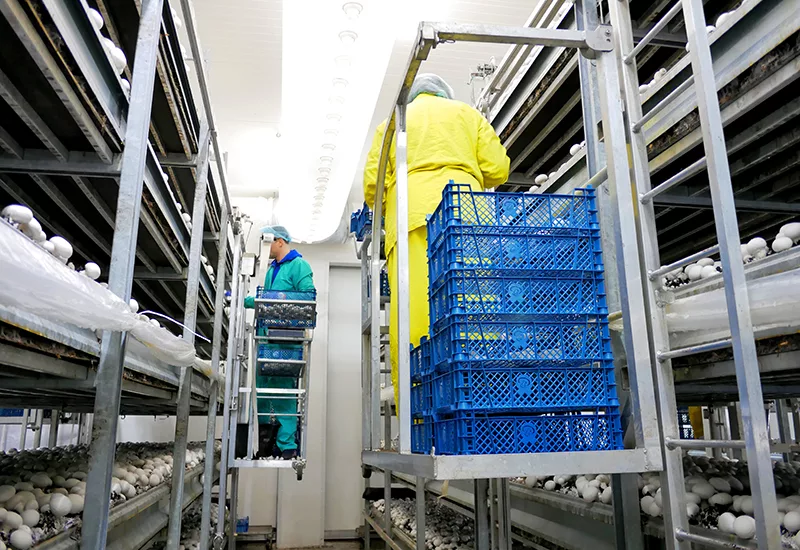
{"left": 261, "top": 225, "right": 292, "bottom": 243}
{"left": 409, "top": 74, "right": 454, "bottom": 103}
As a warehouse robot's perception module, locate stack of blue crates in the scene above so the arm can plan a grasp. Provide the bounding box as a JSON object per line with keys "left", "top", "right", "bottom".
{"left": 350, "top": 204, "right": 373, "bottom": 241}
{"left": 411, "top": 182, "right": 622, "bottom": 455}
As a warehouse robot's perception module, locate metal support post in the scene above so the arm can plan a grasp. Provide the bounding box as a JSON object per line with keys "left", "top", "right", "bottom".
{"left": 80, "top": 1, "right": 163, "bottom": 547}
{"left": 384, "top": 468, "right": 393, "bottom": 535}
{"left": 415, "top": 477, "right": 426, "bottom": 550}
{"left": 474, "top": 479, "right": 490, "bottom": 550}
{"left": 394, "top": 102, "right": 411, "bottom": 453}
{"left": 776, "top": 400, "right": 792, "bottom": 463}
{"left": 166, "top": 123, "right": 211, "bottom": 550}
{"left": 728, "top": 404, "right": 744, "bottom": 460}
{"left": 613, "top": 473, "right": 645, "bottom": 549}
{"left": 199, "top": 208, "right": 229, "bottom": 550}
{"left": 228, "top": 469, "right": 239, "bottom": 550}
{"left": 708, "top": 406, "right": 723, "bottom": 460}
{"left": 792, "top": 400, "right": 800, "bottom": 444}
{"left": 216, "top": 231, "right": 243, "bottom": 537}
{"left": 48, "top": 410, "right": 59, "bottom": 448}
{"left": 574, "top": 0, "right": 606, "bottom": 174}
{"left": 681, "top": 0, "right": 779, "bottom": 545}
{"left": 19, "top": 409, "right": 28, "bottom": 450}
{"left": 32, "top": 410, "right": 42, "bottom": 449}
{"left": 495, "top": 479, "right": 511, "bottom": 550}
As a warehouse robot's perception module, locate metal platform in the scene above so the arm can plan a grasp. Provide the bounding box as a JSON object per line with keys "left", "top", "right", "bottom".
{"left": 362, "top": 448, "right": 659, "bottom": 481}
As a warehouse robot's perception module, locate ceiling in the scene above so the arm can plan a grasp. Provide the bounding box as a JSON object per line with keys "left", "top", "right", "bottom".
{"left": 183, "top": 0, "right": 536, "bottom": 242}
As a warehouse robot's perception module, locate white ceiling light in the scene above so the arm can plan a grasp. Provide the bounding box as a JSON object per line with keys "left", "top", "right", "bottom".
{"left": 317, "top": 176, "right": 329, "bottom": 185}
{"left": 339, "top": 30, "right": 358, "bottom": 45}
{"left": 324, "top": 128, "right": 339, "bottom": 139}
{"left": 326, "top": 113, "right": 342, "bottom": 125}
{"left": 342, "top": 2, "right": 363, "bottom": 19}
{"left": 318, "top": 167, "right": 331, "bottom": 176}
{"left": 320, "top": 156, "right": 333, "bottom": 167}
{"left": 328, "top": 95, "right": 346, "bottom": 106}
{"left": 322, "top": 143, "right": 336, "bottom": 152}
{"left": 332, "top": 78, "right": 349, "bottom": 91}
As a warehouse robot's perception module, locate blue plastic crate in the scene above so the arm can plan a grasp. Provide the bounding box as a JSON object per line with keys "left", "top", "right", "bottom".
{"left": 429, "top": 271, "right": 607, "bottom": 331}
{"left": 411, "top": 416, "right": 435, "bottom": 454}
{"left": 350, "top": 204, "right": 373, "bottom": 241}
{"left": 258, "top": 344, "right": 303, "bottom": 361}
{"left": 433, "top": 409, "right": 623, "bottom": 455}
{"left": 431, "top": 316, "right": 612, "bottom": 368}
{"left": 255, "top": 288, "right": 317, "bottom": 329}
{"left": 427, "top": 230, "right": 603, "bottom": 290}
{"left": 410, "top": 376, "right": 433, "bottom": 418}
{"left": 431, "top": 363, "right": 618, "bottom": 414}
{"left": 428, "top": 183, "right": 599, "bottom": 249}
{"left": 236, "top": 517, "right": 249, "bottom": 534}
{"left": 410, "top": 337, "right": 432, "bottom": 382}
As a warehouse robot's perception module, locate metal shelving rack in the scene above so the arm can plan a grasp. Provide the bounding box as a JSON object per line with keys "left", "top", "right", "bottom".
{"left": 0, "top": 0, "right": 235, "bottom": 549}
{"left": 359, "top": 14, "right": 666, "bottom": 550}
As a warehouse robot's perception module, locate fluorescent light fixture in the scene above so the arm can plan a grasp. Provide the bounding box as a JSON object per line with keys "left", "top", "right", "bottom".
{"left": 326, "top": 113, "right": 342, "bottom": 125}
{"left": 338, "top": 30, "right": 358, "bottom": 45}
{"left": 316, "top": 177, "right": 329, "bottom": 185}
{"left": 342, "top": 2, "right": 363, "bottom": 19}
{"left": 320, "top": 156, "right": 333, "bottom": 167}
{"left": 324, "top": 128, "right": 339, "bottom": 139}
{"left": 334, "top": 55, "right": 351, "bottom": 68}
{"left": 328, "top": 95, "right": 346, "bottom": 106}
{"left": 318, "top": 167, "right": 331, "bottom": 176}
{"left": 332, "top": 78, "right": 349, "bottom": 91}
{"left": 322, "top": 143, "right": 336, "bottom": 152}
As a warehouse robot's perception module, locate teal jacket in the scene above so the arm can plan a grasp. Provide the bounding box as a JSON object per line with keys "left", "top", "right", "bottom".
{"left": 245, "top": 250, "right": 315, "bottom": 308}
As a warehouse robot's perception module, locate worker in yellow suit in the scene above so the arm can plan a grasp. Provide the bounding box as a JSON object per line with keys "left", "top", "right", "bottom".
{"left": 362, "top": 74, "right": 510, "bottom": 411}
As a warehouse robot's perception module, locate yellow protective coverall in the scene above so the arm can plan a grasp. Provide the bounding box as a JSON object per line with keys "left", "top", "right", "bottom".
{"left": 362, "top": 93, "right": 510, "bottom": 410}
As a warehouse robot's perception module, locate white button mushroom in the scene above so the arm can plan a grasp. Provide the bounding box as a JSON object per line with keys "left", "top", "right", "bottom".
{"left": 686, "top": 502, "right": 699, "bottom": 518}
{"left": 717, "top": 512, "right": 736, "bottom": 533}
{"left": 785, "top": 511, "right": 800, "bottom": 533}
{"left": 68, "top": 494, "right": 84, "bottom": 514}
{"left": 746, "top": 237, "right": 767, "bottom": 255}
{"left": 700, "top": 265, "right": 718, "bottom": 279}
{"left": 781, "top": 222, "right": 800, "bottom": 242}
{"left": 20, "top": 509, "right": 38, "bottom": 528}
{"left": 182, "top": 213, "right": 192, "bottom": 223}
{"left": 639, "top": 83, "right": 650, "bottom": 94}
{"left": 49, "top": 493, "right": 71, "bottom": 517}
{"left": 49, "top": 236, "right": 73, "bottom": 261}
{"left": 0, "top": 485, "right": 16, "bottom": 502}
{"left": 709, "top": 492, "right": 732, "bottom": 506}
{"left": 686, "top": 264, "right": 703, "bottom": 281}
{"left": 733, "top": 515, "right": 756, "bottom": 539}
{"left": 569, "top": 144, "right": 581, "bottom": 156}
{"left": 772, "top": 236, "right": 793, "bottom": 253}
{"left": 1, "top": 205, "right": 33, "bottom": 225}
{"left": 9, "top": 529, "right": 33, "bottom": 550}
{"left": 83, "top": 262, "right": 102, "bottom": 280}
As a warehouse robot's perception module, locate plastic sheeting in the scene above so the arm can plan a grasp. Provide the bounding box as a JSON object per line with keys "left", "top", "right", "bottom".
{"left": 0, "top": 220, "right": 202, "bottom": 372}
{"left": 665, "top": 269, "right": 800, "bottom": 335}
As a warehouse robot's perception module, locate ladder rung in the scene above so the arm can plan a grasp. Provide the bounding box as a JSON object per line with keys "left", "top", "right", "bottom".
{"left": 666, "top": 437, "right": 745, "bottom": 450}
{"left": 640, "top": 156, "right": 707, "bottom": 204}
{"left": 648, "top": 242, "right": 720, "bottom": 280}
{"left": 658, "top": 338, "right": 731, "bottom": 361}
{"left": 675, "top": 528, "right": 753, "bottom": 550}
{"left": 624, "top": 1, "right": 683, "bottom": 64}
{"left": 632, "top": 75, "right": 694, "bottom": 133}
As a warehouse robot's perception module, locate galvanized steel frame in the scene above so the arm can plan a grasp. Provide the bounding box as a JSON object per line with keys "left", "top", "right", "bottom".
{"left": 608, "top": 0, "right": 782, "bottom": 548}
{"left": 359, "top": 10, "right": 663, "bottom": 486}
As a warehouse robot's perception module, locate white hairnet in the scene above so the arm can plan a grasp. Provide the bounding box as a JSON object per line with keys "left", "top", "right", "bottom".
{"left": 409, "top": 74, "right": 454, "bottom": 103}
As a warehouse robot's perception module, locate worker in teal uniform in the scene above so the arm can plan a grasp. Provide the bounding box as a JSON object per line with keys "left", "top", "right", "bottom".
{"left": 244, "top": 225, "right": 314, "bottom": 460}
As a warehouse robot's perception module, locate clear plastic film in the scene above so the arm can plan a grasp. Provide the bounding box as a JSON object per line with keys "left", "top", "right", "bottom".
{"left": 0, "top": 221, "right": 211, "bottom": 373}
{"left": 665, "top": 270, "right": 800, "bottom": 335}
{"left": 608, "top": 269, "right": 800, "bottom": 340}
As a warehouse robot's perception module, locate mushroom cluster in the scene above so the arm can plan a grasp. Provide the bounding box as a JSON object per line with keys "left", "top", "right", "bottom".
{"left": 1, "top": 204, "right": 101, "bottom": 280}
{"left": 0, "top": 442, "right": 208, "bottom": 549}
{"left": 372, "top": 498, "right": 475, "bottom": 550}
{"left": 661, "top": 221, "right": 799, "bottom": 290}
{"left": 514, "top": 473, "right": 613, "bottom": 504}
